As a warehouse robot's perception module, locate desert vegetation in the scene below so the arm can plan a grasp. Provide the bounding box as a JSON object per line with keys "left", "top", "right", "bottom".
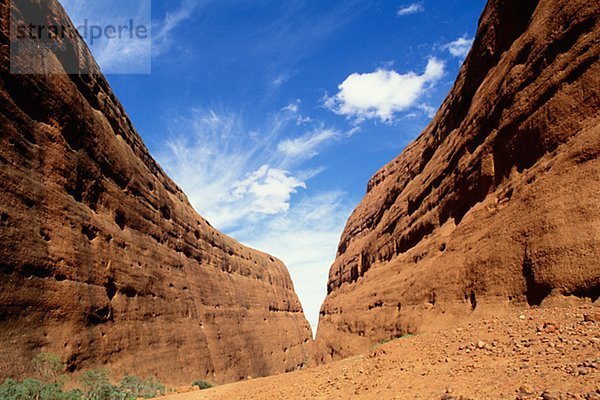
{"left": 191, "top": 380, "right": 213, "bottom": 390}
{"left": 0, "top": 353, "right": 167, "bottom": 400}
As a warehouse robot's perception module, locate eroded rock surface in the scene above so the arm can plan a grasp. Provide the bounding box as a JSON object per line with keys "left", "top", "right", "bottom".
{"left": 0, "top": 0, "right": 311, "bottom": 385}
{"left": 316, "top": 0, "right": 600, "bottom": 362}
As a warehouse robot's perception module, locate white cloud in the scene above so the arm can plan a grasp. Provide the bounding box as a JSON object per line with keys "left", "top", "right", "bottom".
{"left": 231, "top": 165, "right": 306, "bottom": 215}
{"left": 418, "top": 103, "right": 437, "bottom": 118}
{"left": 325, "top": 57, "right": 445, "bottom": 123}
{"left": 282, "top": 101, "right": 314, "bottom": 125}
{"left": 397, "top": 3, "right": 424, "bottom": 16}
{"left": 443, "top": 36, "right": 474, "bottom": 59}
{"left": 281, "top": 102, "right": 299, "bottom": 113}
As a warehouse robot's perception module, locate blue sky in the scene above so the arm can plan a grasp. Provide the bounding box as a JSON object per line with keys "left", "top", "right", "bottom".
{"left": 60, "top": 0, "right": 486, "bottom": 334}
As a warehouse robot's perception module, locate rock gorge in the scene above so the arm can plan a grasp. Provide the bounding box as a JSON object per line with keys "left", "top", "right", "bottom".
{"left": 0, "top": 0, "right": 312, "bottom": 385}
{"left": 316, "top": 0, "right": 600, "bottom": 362}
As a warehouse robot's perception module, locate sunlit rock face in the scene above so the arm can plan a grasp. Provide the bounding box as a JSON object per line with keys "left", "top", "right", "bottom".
{"left": 316, "top": 0, "right": 600, "bottom": 362}
{"left": 0, "top": 0, "right": 312, "bottom": 385}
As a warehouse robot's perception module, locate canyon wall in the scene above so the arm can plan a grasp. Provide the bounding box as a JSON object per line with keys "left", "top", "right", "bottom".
{"left": 316, "top": 0, "right": 600, "bottom": 362}
{"left": 0, "top": 0, "right": 312, "bottom": 385}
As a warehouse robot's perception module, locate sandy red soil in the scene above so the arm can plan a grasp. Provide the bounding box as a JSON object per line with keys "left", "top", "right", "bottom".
{"left": 154, "top": 303, "right": 599, "bottom": 399}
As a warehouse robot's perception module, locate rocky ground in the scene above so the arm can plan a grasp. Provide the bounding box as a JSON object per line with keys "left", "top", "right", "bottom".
{"left": 155, "top": 303, "right": 599, "bottom": 399}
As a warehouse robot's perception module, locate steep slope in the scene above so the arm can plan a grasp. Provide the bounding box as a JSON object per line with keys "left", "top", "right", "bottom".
{"left": 316, "top": 0, "right": 600, "bottom": 362}
{"left": 0, "top": 0, "right": 311, "bottom": 385}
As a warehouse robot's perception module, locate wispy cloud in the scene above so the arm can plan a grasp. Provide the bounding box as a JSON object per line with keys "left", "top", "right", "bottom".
{"left": 442, "top": 36, "right": 474, "bottom": 60}
{"left": 272, "top": 72, "right": 292, "bottom": 88}
{"left": 397, "top": 3, "right": 424, "bottom": 16}
{"left": 418, "top": 103, "right": 437, "bottom": 118}
{"left": 324, "top": 57, "right": 445, "bottom": 123}
{"left": 160, "top": 110, "right": 276, "bottom": 229}
{"left": 278, "top": 128, "right": 338, "bottom": 161}
{"left": 277, "top": 125, "right": 360, "bottom": 166}
{"left": 153, "top": 0, "right": 201, "bottom": 56}
{"left": 281, "top": 101, "right": 313, "bottom": 126}
{"left": 94, "top": 33, "right": 151, "bottom": 73}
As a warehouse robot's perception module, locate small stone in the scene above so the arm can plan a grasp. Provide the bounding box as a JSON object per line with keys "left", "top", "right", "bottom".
{"left": 584, "top": 313, "right": 598, "bottom": 323}
{"left": 541, "top": 391, "right": 562, "bottom": 400}
{"left": 578, "top": 367, "right": 589, "bottom": 376}
{"left": 477, "top": 340, "right": 486, "bottom": 349}
{"left": 586, "top": 392, "right": 600, "bottom": 400}
{"left": 519, "top": 315, "right": 526, "bottom": 320}
{"left": 518, "top": 384, "right": 535, "bottom": 395}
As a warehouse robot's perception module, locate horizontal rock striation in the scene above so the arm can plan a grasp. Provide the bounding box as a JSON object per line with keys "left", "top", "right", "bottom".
{"left": 0, "top": 0, "right": 311, "bottom": 385}
{"left": 316, "top": 0, "right": 600, "bottom": 362}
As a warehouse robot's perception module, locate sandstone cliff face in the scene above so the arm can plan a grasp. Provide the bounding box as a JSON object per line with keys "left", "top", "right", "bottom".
{"left": 316, "top": 0, "right": 600, "bottom": 362}
{"left": 0, "top": 0, "right": 311, "bottom": 385}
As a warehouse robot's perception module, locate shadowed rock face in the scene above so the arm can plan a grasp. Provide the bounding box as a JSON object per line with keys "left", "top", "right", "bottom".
{"left": 315, "top": 0, "right": 600, "bottom": 362}
{"left": 0, "top": 0, "right": 311, "bottom": 385}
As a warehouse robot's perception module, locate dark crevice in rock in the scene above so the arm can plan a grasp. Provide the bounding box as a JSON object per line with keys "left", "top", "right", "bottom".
{"left": 66, "top": 353, "right": 80, "bottom": 373}
{"left": 86, "top": 305, "right": 114, "bottom": 325}
{"left": 429, "top": 290, "right": 437, "bottom": 306}
{"left": 570, "top": 282, "right": 600, "bottom": 303}
{"left": 81, "top": 224, "right": 98, "bottom": 241}
{"left": 469, "top": 290, "right": 477, "bottom": 311}
{"left": 397, "top": 221, "right": 436, "bottom": 255}
{"left": 522, "top": 247, "right": 552, "bottom": 306}
{"left": 0, "top": 263, "right": 15, "bottom": 275}
{"left": 160, "top": 204, "right": 171, "bottom": 220}
{"left": 114, "top": 210, "right": 126, "bottom": 230}
{"left": 368, "top": 300, "right": 384, "bottom": 310}
{"left": 21, "top": 264, "right": 53, "bottom": 279}
{"left": 105, "top": 278, "right": 117, "bottom": 301}
{"left": 39, "top": 229, "right": 51, "bottom": 241}
{"left": 120, "top": 286, "right": 138, "bottom": 298}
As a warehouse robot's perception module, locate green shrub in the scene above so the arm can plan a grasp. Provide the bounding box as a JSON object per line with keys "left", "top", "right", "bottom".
{"left": 1, "top": 353, "right": 168, "bottom": 400}
{"left": 119, "top": 375, "right": 166, "bottom": 398}
{"left": 191, "top": 380, "right": 213, "bottom": 390}
{"left": 79, "top": 369, "right": 126, "bottom": 400}
{"left": 0, "top": 378, "right": 82, "bottom": 400}
{"left": 79, "top": 369, "right": 167, "bottom": 400}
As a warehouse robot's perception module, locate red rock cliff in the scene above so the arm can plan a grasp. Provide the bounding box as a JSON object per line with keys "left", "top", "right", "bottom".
{"left": 0, "top": 0, "right": 312, "bottom": 385}
{"left": 316, "top": 0, "right": 600, "bottom": 362}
